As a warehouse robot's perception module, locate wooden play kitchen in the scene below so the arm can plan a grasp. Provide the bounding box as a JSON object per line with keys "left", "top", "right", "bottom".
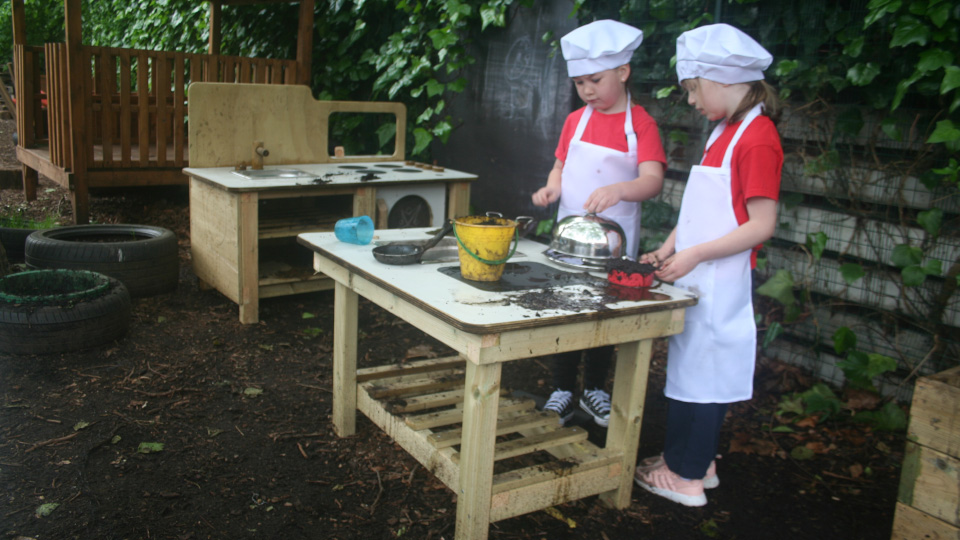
{"left": 298, "top": 227, "right": 697, "bottom": 540}
{"left": 892, "top": 366, "right": 960, "bottom": 538}
{"left": 183, "top": 83, "right": 476, "bottom": 323}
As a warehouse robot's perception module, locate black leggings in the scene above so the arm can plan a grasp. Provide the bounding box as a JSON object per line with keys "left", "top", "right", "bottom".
{"left": 662, "top": 398, "right": 728, "bottom": 479}
{"left": 550, "top": 345, "right": 613, "bottom": 391}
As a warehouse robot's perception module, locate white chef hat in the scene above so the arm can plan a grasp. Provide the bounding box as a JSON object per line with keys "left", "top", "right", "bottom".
{"left": 560, "top": 20, "right": 643, "bottom": 78}
{"left": 676, "top": 23, "right": 772, "bottom": 84}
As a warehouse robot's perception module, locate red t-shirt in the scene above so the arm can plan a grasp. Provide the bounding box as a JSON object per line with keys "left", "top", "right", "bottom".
{"left": 555, "top": 105, "right": 667, "bottom": 166}
{"left": 700, "top": 114, "right": 783, "bottom": 267}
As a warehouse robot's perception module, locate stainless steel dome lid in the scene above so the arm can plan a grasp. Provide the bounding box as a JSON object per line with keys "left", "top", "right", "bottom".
{"left": 548, "top": 213, "right": 626, "bottom": 259}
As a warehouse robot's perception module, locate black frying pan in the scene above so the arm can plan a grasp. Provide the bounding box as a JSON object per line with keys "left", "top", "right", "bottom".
{"left": 372, "top": 220, "right": 453, "bottom": 265}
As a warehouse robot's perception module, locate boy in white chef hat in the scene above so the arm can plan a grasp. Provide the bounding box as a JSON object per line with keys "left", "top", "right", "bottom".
{"left": 532, "top": 20, "right": 666, "bottom": 428}
{"left": 634, "top": 23, "right": 782, "bottom": 507}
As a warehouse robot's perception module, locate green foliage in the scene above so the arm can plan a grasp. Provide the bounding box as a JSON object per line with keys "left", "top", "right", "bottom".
{"left": 775, "top": 380, "right": 905, "bottom": 432}
{"left": 852, "top": 401, "right": 908, "bottom": 431}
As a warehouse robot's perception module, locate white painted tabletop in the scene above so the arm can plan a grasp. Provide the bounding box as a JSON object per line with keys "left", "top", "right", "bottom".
{"left": 299, "top": 228, "right": 697, "bottom": 334}
{"left": 183, "top": 161, "right": 477, "bottom": 191}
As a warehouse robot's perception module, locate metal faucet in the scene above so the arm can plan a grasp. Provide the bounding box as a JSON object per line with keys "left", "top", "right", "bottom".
{"left": 252, "top": 141, "right": 269, "bottom": 170}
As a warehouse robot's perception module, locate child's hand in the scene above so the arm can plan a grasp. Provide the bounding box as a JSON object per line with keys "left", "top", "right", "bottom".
{"left": 639, "top": 251, "right": 662, "bottom": 267}
{"left": 532, "top": 186, "right": 561, "bottom": 207}
{"left": 584, "top": 185, "right": 623, "bottom": 214}
{"left": 655, "top": 249, "right": 700, "bottom": 282}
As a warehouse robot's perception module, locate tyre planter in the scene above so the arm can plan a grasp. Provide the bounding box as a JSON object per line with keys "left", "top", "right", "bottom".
{"left": 0, "top": 269, "right": 131, "bottom": 354}
{"left": 25, "top": 224, "right": 178, "bottom": 298}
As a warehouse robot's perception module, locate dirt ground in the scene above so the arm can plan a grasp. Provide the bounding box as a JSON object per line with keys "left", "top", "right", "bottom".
{"left": 0, "top": 117, "right": 904, "bottom": 539}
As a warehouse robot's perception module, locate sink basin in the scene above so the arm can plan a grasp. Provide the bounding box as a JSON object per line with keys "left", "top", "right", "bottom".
{"left": 232, "top": 168, "right": 317, "bottom": 180}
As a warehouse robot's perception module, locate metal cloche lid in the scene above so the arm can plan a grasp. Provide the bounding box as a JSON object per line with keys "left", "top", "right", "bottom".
{"left": 548, "top": 213, "right": 626, "bottom": 260}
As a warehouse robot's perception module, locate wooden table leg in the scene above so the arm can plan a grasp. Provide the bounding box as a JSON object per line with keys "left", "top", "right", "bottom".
{"left": 600, "top": 338, "right": 653, "bottom": 509}
{"left": 332, "top": 281, "right": 359, "bottom": 437}
{"left": 455, "top": 360, "right": 501, "bottom": 540}
{"left": 237, "top": 192, "right": 259, "bottom": 324}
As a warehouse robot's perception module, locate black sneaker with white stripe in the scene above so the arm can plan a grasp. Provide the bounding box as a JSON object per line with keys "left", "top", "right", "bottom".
{"left": 580, "top": 388, "right": 611, "bottom": 427}
{"left": 543, "top": 389, "right": 575, "bottom": 426}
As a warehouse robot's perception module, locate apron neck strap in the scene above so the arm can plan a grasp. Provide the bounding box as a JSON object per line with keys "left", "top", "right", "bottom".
{"left": 720, "top": 103, "right": 763, "bottom": 168}
{"left": 571, "top": 92, "right": 637, "bottom": 153}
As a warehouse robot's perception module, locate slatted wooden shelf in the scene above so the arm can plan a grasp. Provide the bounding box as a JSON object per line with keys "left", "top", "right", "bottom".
{"left": 356, "top": 355, "right": 622, "bottom": 523}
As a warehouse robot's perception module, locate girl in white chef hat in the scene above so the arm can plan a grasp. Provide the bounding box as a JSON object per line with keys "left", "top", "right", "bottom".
{"left": 633, "top": 23, "right": 782, "bottom": 507}
{"left": 531, "top": 19, "right": 666, "bottom": 428}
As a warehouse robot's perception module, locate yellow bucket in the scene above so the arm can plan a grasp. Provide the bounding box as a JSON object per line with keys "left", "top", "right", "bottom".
{"left": 453, "top": 215, "right": 519, "bottom": 281}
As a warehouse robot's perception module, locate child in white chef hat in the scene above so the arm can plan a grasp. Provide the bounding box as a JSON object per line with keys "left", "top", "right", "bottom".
{"left": 531, "top": 19, "right": 666, "bottom": 427}
{"left": 633, "top": 23, "right": 782, "bottom": 507}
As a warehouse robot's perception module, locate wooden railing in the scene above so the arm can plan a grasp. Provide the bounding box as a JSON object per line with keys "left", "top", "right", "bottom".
{"left": 26, "top": 43, "right": 300, "bottom": 170}
{"left": 12, "top": 44, "right": 47, "bottom": 151}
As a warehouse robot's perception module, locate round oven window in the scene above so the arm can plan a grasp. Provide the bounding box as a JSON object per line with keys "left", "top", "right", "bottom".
{"left": 388, "top": 195, "right": 432, "bottom": 228}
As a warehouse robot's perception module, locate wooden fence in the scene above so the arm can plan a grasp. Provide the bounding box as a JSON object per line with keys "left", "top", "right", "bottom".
{"left": 16, "top": 43, "right": 300, "bottom": 172}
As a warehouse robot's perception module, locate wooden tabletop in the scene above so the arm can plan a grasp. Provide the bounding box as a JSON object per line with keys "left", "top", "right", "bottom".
{"left": 183, "top": 161, "right": 477, "bottom": 192}
{"left": 298, "top": 228, "right": 697, "bottom": 335}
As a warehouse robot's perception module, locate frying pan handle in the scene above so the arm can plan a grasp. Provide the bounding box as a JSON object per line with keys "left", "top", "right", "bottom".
{"left": 421, "top": 219, "right": 453, "bottom": 251}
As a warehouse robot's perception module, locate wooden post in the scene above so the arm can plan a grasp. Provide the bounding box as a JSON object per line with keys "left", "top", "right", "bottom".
{"left": 11, "top": 0, "right": 25, "bottom": 45}
{"left": 599, "top": 338, "right": 653, "bottom": 508}
{"left": 296, "top": 0, "right": 314, "bottom": 86}
{"left": 22, "top": 166, "right": 37, "bottom": 201}
{"left": 332, "top": 281, "right": 359, "bottom": 437}
{"left": 208, "top": 1, "right": 221, "bottom": 55}
{"left": 64, "top": 0, "right": 89, "bottom": 224}
{"left": 237, "top": 192, "right": 259, "bottom": 324}
{"left": 455, "top": 360, "right": 501, "bottom": 540}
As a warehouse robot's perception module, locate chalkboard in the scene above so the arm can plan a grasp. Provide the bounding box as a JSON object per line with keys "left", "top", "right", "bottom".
{"left": 438, "top": 2, "right": 578, "bottom": 227}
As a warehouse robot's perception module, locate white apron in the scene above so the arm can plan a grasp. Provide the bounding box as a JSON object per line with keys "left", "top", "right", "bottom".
{"left": 557, "top": 98, "right": 642, "bottom": 258}
{"left": 665, "top": 104, "right": 763, "bottom": 404}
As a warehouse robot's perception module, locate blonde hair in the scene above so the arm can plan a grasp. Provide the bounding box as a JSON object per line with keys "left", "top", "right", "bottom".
{"left": 731, "top": 80, "right": 780, "bottom": 124}
{"left": 681, "top": 78, "right": 781, "bottom": 124}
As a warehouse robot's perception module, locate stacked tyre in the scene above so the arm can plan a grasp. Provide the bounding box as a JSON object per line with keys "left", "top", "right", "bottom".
{"left": 25, "top": 224, "right": 179, "bottom": 298}
{"left": 0, "top": 269, "right": 131, "bottom": 354}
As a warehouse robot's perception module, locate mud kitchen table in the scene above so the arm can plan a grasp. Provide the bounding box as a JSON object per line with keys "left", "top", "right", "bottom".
{"left": 298, "top": 228, "right": 697, "bottom": 540}
{"left": 183, "top": 163, "right": 475, "bottom": 324}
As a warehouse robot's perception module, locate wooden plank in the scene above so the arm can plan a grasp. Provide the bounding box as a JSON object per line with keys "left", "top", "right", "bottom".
{"left": 909, "top": 366, "right": 960, "bottom": 457}
{"left": 356, "top": 355, "right": 465, "bottom": 383}
{"left": 452, "top": 426, "right": 588, "bottom": 464}
{"left": 489, "top": 456, "right": 621, "bottom": 523}
{"left": 99, "top": 49, "right": 114, "bottom": 167}
{"left": 119, "top": 51, "right": 132, "bottom": 166}
{"left": 455, "top": 361, "right": 502, "bottom": 539}
{"left": 491, "top": 449, "right": 617, "bottom": 495}
{"left": 403, "top": 396, "right": 532, "bottom": 429}
{"left": 173, "top": 54, "right": 185, "bottom": 167}
{"left": 42, "top": 44, "right": 58, "bottom": 165}
{"left": 359, "top": 368, "right": 463, "bottom": 388}
{"left": 429, "top": 410, "right": 557, "bottom": 449}
{"left": 392, "top": 389, "right": 465, "bottom": 416}
{"left": 898, "top": 441, "right": 960, "bottom": 527}
{"left": 156, "top": 52, "right": 170, "bottom": 166}
{"left": 188, "top": 178, "right": 242, "bottom": 302}
{"left": 137, "top": 52, "right": 149, "bottom": 167}
{"left": 364, "top": 373, "right": 465, "bottom": 400}
{"left": 187, "top": 83, "right": 407, "bottom": 168}
{"left": 447, "top": 181, "right": 471, "bottom": 219}
{"left": 891, "top": 501, "right": 960, "bottom": 540}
